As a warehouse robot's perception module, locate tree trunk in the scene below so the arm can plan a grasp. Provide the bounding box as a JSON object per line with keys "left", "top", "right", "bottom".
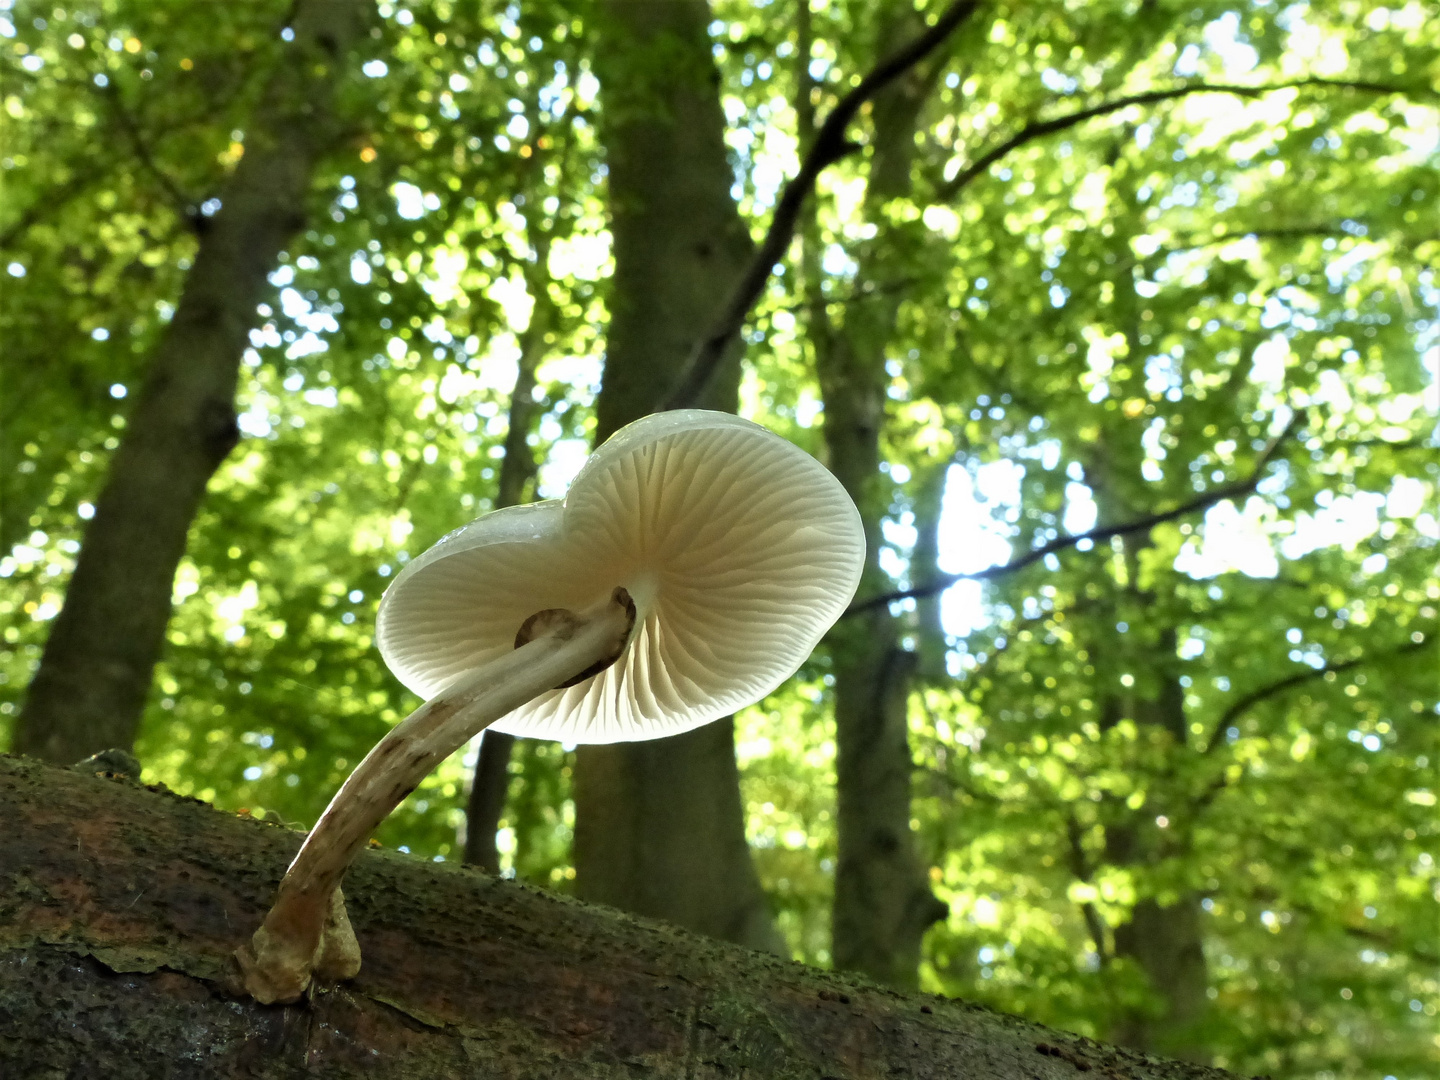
{"left": 909, "top": 458, "right": 953, "bottom": 681}
{"left": 9, "top": 0, "right": 370, "bottom": 766}
{"left": 1088, "top": 461, "right": 1210, "bottom": 1061}
{"left": 0, "top": 755, "right": 1235, "bottom": 1079}
{"left": 1101, "top": 636, "right": 1210, "bottom": 1062}
{"left": 463, "top": 235, "right": 554, "bottom": 873}
{"left": 1111, "top": 895, "right": 1211, "bottom": 1060}
{"left": 805, "top": 5, "right": 950, "bottom": 988}
{"left": 572, "top": 0, "right": 780, "bottom": 953}
{"left": 463, "top": 729, "right": 515, "bottom": 874}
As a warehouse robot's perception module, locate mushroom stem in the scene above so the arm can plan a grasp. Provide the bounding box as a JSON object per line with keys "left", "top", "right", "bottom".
{"left": 235, "top": 587, "right": 636, "bottom": 1004}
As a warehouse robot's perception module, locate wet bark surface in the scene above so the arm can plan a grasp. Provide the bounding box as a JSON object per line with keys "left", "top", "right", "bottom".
{"left": 11, "top": 0, "right": 372, "bottom": 766}
{"left": 0, "top": 755, "right": 1239, "bottom": 1079}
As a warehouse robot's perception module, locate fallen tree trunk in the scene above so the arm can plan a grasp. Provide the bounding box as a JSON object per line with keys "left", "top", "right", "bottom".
{"left": 0, "top": 756, "right": 1233, "bottom": 1079}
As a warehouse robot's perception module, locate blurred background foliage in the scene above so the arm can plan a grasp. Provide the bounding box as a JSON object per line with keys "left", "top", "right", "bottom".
{"left": 1, "top": 1, "right": 1436, "bottom": 1076}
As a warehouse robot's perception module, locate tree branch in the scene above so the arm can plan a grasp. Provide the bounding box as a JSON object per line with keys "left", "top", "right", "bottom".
{"left": 0, "top": 169, "right": 101, "bottom": 251}
{"left": 935, "top": 77, "right": 1427, "bottom": 201}
{"left": 845, "top": 414, "right": 1301, "bottom": 618}
{"left": 1199, "top": 634, "right": 1433, "bottom": 757}
{"left": 661, "top": 0, "right": 979, "bottom": 410}
{"left": 100, "top": 82, "right": 199, "bottom": 219}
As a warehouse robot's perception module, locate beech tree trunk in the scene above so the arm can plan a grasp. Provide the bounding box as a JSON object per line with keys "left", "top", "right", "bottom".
{"left": 10, "top": 0, "right": 370, "bottom": 766}
{"left": 571, "top": 0, "right": 781, "bottom": 954}
{"left": 1103, "top": 624, "right": 1210, "bottom": 1061}
{"left": 0, "top": 754, "right": 1238, "bottom": 1080}
{"left": 804, "top": 5, "right": 954, "bottom": 988}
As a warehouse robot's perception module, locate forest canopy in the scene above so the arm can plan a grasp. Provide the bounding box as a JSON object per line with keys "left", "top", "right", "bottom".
{"left": 1, "top": 1, "right": 1436, "bottom": 1077}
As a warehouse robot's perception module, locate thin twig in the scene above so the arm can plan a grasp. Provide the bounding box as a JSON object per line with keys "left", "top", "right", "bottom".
{"left": 662, "top": 0, "right": 979, "bottom": 410}
{"left": 845, "top": 413, "right": 1301, "bottom": 617}
{"left": 936, "top": 77, "right": 1426, "bottom": 201}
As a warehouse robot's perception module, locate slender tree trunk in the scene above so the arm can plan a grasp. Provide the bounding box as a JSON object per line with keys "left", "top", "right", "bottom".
{"left": 909, "top": 458, "right": 952, "bottom": 681}
{"left": 463, "top": 729, "right": 514, "bottom": 874}
{"left": 9, "top": 0, "right": 370, "bottom": 765}
{"left": 1101, "top": 630, "right": 1209, "bottom": 1061}
{"left": 804, "top": 4, "right": 950, "bottom": 988}
{"left": 0, "top": 757, "right": 1232, "bottom": 1079}
{"left": 463, "top": 239, "right": 553, "bottom": 873}
{"left": 1088, "top": 463, "right": 1210, "bottom": 1061}
{"left": 572, "top": 0, "right": 781, "bottom": 953}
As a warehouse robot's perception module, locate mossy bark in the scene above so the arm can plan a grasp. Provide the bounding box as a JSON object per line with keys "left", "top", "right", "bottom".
{"left": 572, "top": 0, "right": 780, "bottom": 954}
{"left": 11, "top": 0, "right": 371, "bottom": 766}
{"left": 0, "top": 754, "right": 1239, "bottom": 1080}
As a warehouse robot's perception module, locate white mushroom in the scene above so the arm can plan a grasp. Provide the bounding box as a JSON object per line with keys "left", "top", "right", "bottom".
{"left": 236, "top": 409, "right": 864, "bottom": 1003}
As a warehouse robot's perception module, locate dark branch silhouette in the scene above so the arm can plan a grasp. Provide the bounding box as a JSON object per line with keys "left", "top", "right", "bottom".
{"left": 0, "top": 170, "right": 101, "bottom": 251}
{"left": 936, "top": 77, "right": 1427, "bottom": 201}
{"left": 844, "top": 414, "right": 1301, "bottom": 618}
{"left": 1199, "top": 633, "right": 1433, "bottom": 757}
{"left": 661, "top": 0, "right": 979, "bottom": 411}
{"left": 100, "top": 82, "right": 199, "bottom": 219}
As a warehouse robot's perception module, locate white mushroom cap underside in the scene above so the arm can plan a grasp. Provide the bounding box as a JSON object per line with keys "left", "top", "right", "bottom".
{"left": 376, "top": 410, "right": 865, "bottom": 744}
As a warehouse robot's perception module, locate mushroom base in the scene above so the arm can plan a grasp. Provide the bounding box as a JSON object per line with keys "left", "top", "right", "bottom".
{"left": 235, "top": 588, "right": 636, "bottom": 1003}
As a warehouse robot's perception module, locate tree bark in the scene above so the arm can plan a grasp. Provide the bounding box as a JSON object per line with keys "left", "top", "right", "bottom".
{"left": 805, "top": 4, "right": 950, "bottom": 988}
{"left": 10, "top": 0, "right": 371, "bottom": 766}
{"left": 1111, "top": 894, "right": 1211, "bottom": 1060}
{"left": 0, "top": 755, "right": 1239, "bottom": 1080}
{"left": 570, "top": 0, "right": 781, "bottom": 953}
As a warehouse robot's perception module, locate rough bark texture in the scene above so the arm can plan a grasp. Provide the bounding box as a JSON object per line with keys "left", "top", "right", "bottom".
{"left": 805, "top": 6, "right": 950, "bottom": 988}
{"left": 572, "top": 0, "right": 780, "bottom": 954}
{"left": 0, "top": 754, "right": 1240, "bottom": 1080}
{"left": 10, "top": 0, "right": 370, "bottom": 766}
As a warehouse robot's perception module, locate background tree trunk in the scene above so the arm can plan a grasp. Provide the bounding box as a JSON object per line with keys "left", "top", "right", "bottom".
{"left": 0, "top": 755, "right": 1237, "bottom": 1079}
{"left": 9, "top": 0, "right": 370, "bottom": 766}
{"left": 909, "top": 458, "right": 953, "bottom": 681}
{"left": 463, "top": 234, "right": 554, "bottom": 873}
{"left": 804, "top": 4, "right": 951, "bottom": 988}
{"left": 571, "top": 0, "right": 781, "bottom": 953}
{"left": 1089, "top": 457, "right": 1210, "bottom": 1061}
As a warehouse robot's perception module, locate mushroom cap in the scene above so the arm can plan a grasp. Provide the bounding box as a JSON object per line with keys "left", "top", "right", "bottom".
{"left": 375, "top": 410, "right": 865, "bottom": 744}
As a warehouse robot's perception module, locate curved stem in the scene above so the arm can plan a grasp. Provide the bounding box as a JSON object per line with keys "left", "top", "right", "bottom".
{"left": 236, "top": 588, "right": 635, "bottom": 1003}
